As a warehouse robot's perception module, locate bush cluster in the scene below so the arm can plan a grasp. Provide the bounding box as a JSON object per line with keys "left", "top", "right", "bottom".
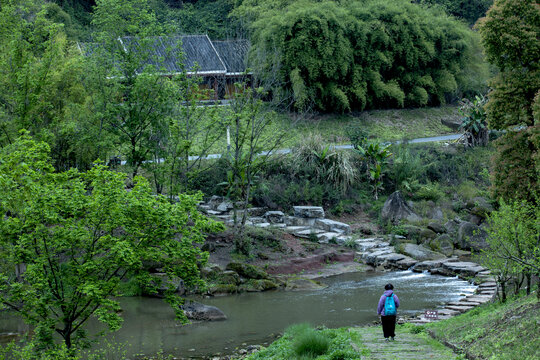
{"left": 242, "top": 0, "right": 488, "bottom": 112}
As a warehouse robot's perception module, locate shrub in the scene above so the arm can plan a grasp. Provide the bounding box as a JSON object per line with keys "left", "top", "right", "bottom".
{"left": 414, "top": 181, "right": 444, "bottom": 201}
{"left": 292, "top": 326, "right": 330, "bottom": 357}
{"left": 291, "top": 134, "right": 358, "bottom": 194}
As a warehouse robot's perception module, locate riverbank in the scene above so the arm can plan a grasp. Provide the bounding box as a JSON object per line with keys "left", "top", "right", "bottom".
{"left": 211, "top": 293, "right": 538, "bottom": 360}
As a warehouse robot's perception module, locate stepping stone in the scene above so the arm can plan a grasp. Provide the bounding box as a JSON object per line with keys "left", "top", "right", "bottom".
{"left": 284, "top": 226, "right": 310, "bottom": 233}
{"left": 441, "top": 261, "right": 485, "bottom": 277}
{"left": 284, "top": 216, "right": 316, "bottom": 227}
{"left": 316, "top": 232, "right": 343, "bottom": 242}
{"left": 447, "top": 301, "right": 480, "bottom": 307}
{"left": 412, "top": 259, "right": 452, "bottom": 272}
{"left": 465, "top": 295, "right": 493, "bottom": 303}
{"left": 445, "top": 305, "right": 475, "bottom": 313}
{"left": 294, "top": 228, "right": 325, "bottom": 238}
{"left": 269, "top": 223, "right": 286, "bottom": 229}
{"left": 376, "top": 253, "right": 406, "bottom": 263}
{"left": 206, "top": 210, "right": 223, "bottom": 215}
{"left": 437, "top": 309, "right": 460, "bottom": 316}
{"left": 293, "top": 206, "right": 325, "bottom": 218}
{"left": 264, "top": 211, "right": 285, "bottom": 224}
{"left": 355, "top": 237, "right": 381, "bottom": 243}
{"left": 395, "top": 257, "right": 418, "bottom": 270}
{"left": 355, "top": 241, "right": 381, "bottom": 251}
{"left": 249, "top": 217, "right": 266, "bottom": 224}
{"left": 254, "top": 222, "right": 271, "bottom": 228}
{"left": 315, "top": 219, "right": 351, "bottom": 235}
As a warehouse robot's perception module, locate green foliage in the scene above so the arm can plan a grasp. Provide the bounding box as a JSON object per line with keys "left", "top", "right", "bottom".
{"left": 491, "top": 130, "right": 539, "bottom": 204}
{"left": 477, "top": 0, "right": 540, "bottom": 203}
{"left": 293, "top": 326, "right": 329, "bottom": 357}
{"left": 459, "top": 95, "right": 489, "bottom": 147}
{"left": 387, "top": 144, "right": 423, "bottom": 195}
{"left": 0, "top": 0, "right": 101, "bottom": 170}
{"left": 356, "top": 141, "right": 392, "bottom": 199}
{"left": 428, "top": 294, "right": 540, "bottom": 359}
{"left": 240, "top": 0, "right": 488, "bottom": 112}
{"left": 416, "top": 0, "right": 493, "bottom": 25}
{"left": 0, "top": 135, "right": 224, "bottom": 349}
{"left": 291, "top": 134, "right": 358, "bottom": 195}
{"left": 247, "top": 324, "right": 362, "bottom": 360}
{"left": 414, "top": 181, "right": 444, "bottom": 201}
{"left": 478, "top": 200, "right": 539, "bottom": 298}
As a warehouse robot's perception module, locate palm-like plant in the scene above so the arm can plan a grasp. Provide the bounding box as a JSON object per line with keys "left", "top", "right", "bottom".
{"left": 459, "top": 95, "right": 488, "bottom": 147}
{"left": 356, "top": 142, "right": 393, "bottom": 199}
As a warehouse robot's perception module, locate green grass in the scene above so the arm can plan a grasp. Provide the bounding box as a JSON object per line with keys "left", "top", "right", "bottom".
{"left": 427, "top": 293, "right": 540, "bottom": 360}
{"left": 181, "top": 105, "right": 459, "bottom": 156}
{"left": 282, "top": 105, "right": 459, "bottom": 147}
{"left": 246, "top": 324, "right": 367, "bottom": 359}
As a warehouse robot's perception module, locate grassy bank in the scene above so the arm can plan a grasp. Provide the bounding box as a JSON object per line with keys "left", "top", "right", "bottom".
{"left": 426, "top": 293, "right": 540, "bottom": 360}
{"left": 286, "top": 105, "right": 459, "bottom": 146}
{"left": 245, "top": 323, "right": 460, "bottom": 360}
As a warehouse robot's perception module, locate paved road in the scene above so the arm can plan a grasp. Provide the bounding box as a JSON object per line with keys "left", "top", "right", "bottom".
{"left": 120, "top": 133, "right": 462, "bottom": 165}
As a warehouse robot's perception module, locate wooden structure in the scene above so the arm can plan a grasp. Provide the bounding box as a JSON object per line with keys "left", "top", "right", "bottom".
{"left": 78, "top": 35, "right": 251, "bottom": 100}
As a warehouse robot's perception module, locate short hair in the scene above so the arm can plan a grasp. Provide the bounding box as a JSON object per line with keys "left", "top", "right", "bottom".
{"left": 384, "top": 283, "right": 394, "bottom": 290}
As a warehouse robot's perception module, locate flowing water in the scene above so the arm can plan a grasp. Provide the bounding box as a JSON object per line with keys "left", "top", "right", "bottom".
{"left": 0, "top": 270, "right": 476, "bottom": 358}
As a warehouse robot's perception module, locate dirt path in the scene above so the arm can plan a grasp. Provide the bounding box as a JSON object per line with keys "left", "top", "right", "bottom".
{"left": 349, "top": 326, "right": 459, "bottom": 360}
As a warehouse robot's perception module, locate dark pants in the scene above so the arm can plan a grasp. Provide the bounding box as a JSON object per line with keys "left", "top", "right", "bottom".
{"left": 381, "top": 315, "right": 396, "bottom": 338}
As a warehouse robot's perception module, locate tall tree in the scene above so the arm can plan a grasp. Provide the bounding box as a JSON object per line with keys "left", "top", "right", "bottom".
{"left": 476, "top": 0, "right": 540, "bottom": 202}
{"left": 0, "top": 0, "right": 99, "bottom": 170}
{"left": 0, "top": 135, "right": 223, "bottom": 350}
{"left": 88, "top": 0, "right": 176, "bottom": 180}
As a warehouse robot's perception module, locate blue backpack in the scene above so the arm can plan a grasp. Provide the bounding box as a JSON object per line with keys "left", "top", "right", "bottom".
{"left": 384, "top": 294, "right": 396, "bottom": 316}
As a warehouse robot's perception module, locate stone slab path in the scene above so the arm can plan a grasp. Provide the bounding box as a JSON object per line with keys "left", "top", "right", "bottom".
{"left": 349, "top": 326, "right": 459, "bottom": 359}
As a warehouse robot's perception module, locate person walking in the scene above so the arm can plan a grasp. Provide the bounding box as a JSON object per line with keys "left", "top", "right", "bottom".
{"left": 377, "top": 283, "right": 400, "bottom": 341}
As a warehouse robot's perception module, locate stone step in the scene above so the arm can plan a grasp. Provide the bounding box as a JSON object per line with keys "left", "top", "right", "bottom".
{"left": 294, "top": 228, "right": 326, "bottom": 238}
{"left": 316, "top": 232, "right": 344, "bottom": 243}
{"left": 314, "top": 219, "right": 351, "bottom": 235}
{"left": 284, "top": 226, "right": 310, "bottom": 233}
{"left": 464, "top": 295, "right": 494, "bottom": 303}
{"left": 445, "top": 305, "right": 475, "bottom": 313}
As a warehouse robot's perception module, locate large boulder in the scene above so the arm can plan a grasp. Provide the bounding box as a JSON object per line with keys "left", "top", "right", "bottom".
{"left": 381, "top": 191, "right": 421, "bottom": 224}
{"left": 429, "top": 207, "right": 444, "bottom": 220}
{"left": 401, "top": 243, "right": 446, "bottom": 261}
{"left": 143, "top": 273, "right": 185, "bottom": 298}
{"left": 444, "top": 218, "right": 462, "bottom": 235}
{"left": 457, "top": 222, "right": 488, "bottom": 251}
{"left": 429, "top": 234, "right": 454, "bottom": 256}
{"left": 181, "top": 301, "right": 227, "bottom": 321}
{"left": 427, "top": 222, "right": 446, "bottom": 234}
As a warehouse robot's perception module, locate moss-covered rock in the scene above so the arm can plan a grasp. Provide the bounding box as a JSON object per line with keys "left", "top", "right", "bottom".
{"left": 226, "top": 262, "right": 269, "bottom": 280}
{"left": 429, "top": 234, "right": 454, "bottom": 256}
{"left": 217, "top": 270, "right": 241, "bottom": 285}
{"left": 285, "top": 278, "right": 327, "bottom": 291}
{"left": 207, "top": 283, "right": 238, "bottom": 295}
{"left": 240, "top": 279, "right": 278, "bottom": 292}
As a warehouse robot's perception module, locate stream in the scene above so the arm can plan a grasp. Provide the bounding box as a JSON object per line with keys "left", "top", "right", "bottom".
{"left": 0, "top": 270, "right": 476, "bottom": 358}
